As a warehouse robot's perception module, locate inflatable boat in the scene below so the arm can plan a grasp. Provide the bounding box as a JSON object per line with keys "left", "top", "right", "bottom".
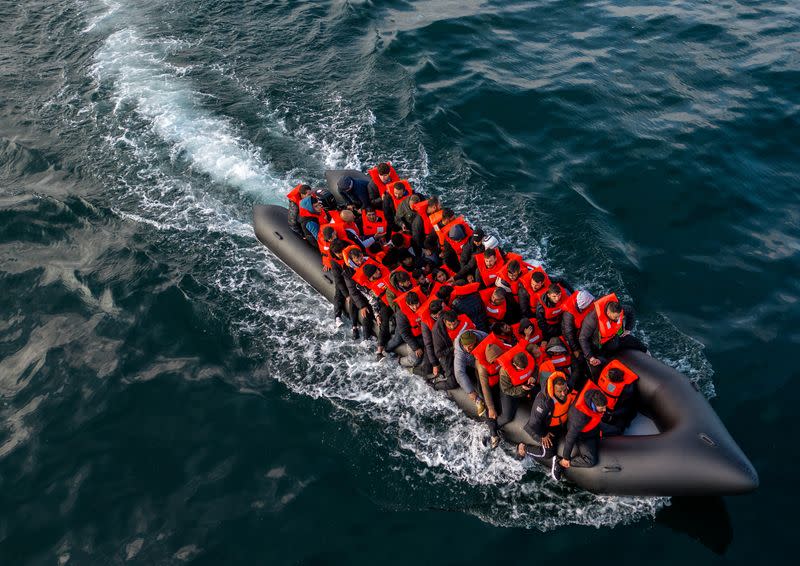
{"left": 253, "top": 169, "right": 758, "bottom": 496}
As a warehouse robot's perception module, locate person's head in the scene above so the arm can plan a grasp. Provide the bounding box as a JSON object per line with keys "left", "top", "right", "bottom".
{"left": 426, "top": 196, "right": 441, "bottom": 213}
{"left": 530, "top": 271, "right": 546, "bottom": 291}
{"left": 485, "top": 344, "right": 503, "bottom": 364}
{"left": 546, "top": 284, "right": 562, "bottom": 303}
{"left": 330, "top": 239, "right": 348, "bottom": 257}
{"left": 409, "top": 194, "right": 421, "bottom": 206}
{"left": 395, "top": 271, "right": 411, "bottom": 288}
{"left": 440, "top": 208, "right": 456, "bottom": 224}
{"left": 400, "top": 254, "right": 415, "bottom": 268}
{"left": 448, "top": 223, "right": 467, "bottom": 242}
{"left": 392, "top": 182, "right": 406, "bottom": 198}
{"left": 365, "top": 208, "right": 379, "bottom": 222}
{"left": 490, "top": 287, "right": 505, "bottom": 305}
{"left": 363, "top": 263, "right": 380, "bottom": 281}
{"left": 299, "top": 184, "right": 312, "bottom": 197}
{"left": 377, "top": 162, "right": 391, "bottom": 182}
{"left": 545, "top": 337, "right": 568, "bottom": 356}
{"left": 406, "top": 291, "right": 421, "bottom": 311}
{"left": 552, "top": 374, "right": 568, "bottom": 402}
{"left": 442, "top": 310, "right": 459, "bottom": 329}
{"left": 459, "top": 330, "right": 479, "bottom": 353}
{"left": 321, "top": 226, "right": 336, "bottom": 242}
{"left": 436, "top": 285, "right": 453, "bottom": 302}
{"left": 492, "top": 321, "right": 512, "bottom": 338}
{"left": 606, "top": 300, "right": 623, "bottom": 322}
{"left": 429, "top": 299, "right": 444, "bottom": 320}
{"left": 512, "top": 352, "right": 529, "bottom": 370}
{"left": 433, "top": 268, "right": 449, "bottom": 283}
{"left": 348, "top": 248, "right": 364, "bottom": 265}
{"left": 339, "top": 209, "right": 355, "bottom": 223}
{"left": 483, "top": 248, "right": 497, "bottom": 268}
{"left": 390, "top": 233, "right": 407, "bottom": 248}
{"left": 312, "top": 196, "right": 324, "bottom": 213}
{"left": 506, "top": 259, "right": 521, "bottom": 281}
{"left": 576, "top": 290, "right": 595, "bottom": 311}
{"left": 587, "top": 389, "right": 608, "bottom": 413}
{"left": 482, "top": 235, "right": 499, "bottom": 250}
{"left": 606, "top": 368, "right": 625, "bottom": 383}
{"left": 337, "top": 176, "right": 354, "bottom": 192}
{"left": 471, "top": 227, "right": 485, "bottom": 245}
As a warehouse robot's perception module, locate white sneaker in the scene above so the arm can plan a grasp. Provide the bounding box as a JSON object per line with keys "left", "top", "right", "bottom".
{"left": 551, "top": 456, "right": 563, "bottom": 481}
{"left": 334, "top": 317, "right": 343, "bottom": 328}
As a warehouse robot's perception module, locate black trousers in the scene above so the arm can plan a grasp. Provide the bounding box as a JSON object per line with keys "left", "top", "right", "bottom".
{"left": 333, "top": 286, "right": 347, "bottom": 319}
{"left": 377, "top": 302, "right": 393, "bottom": 347}
{"left": 568, "top": 436, "right": 598, "bottom": 468}
{"left": 486, "top": 386, "right": 519, "bottom": 438}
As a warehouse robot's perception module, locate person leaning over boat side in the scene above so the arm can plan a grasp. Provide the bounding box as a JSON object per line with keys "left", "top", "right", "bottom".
{"left": 339, "top": 245, "right": 375, "bottom": 340}
{"left": 579, "top": 293, "right": 648, "bottom": 378}
{"left": 518, "top": 372, "right": 574, "bottom": 462}
{"left": 337, "top": 175, "right": 371, "bottom": 210}
{"left": 452, "top": 330, "right": 489, "bottom": 417}
{"left": 552, "top": 388, "right": 608, "bottom": 480}
{"left": 287, "top": 183, "right": 312, "bottom": 235}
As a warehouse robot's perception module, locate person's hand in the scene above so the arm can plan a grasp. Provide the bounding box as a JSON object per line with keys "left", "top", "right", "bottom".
{"left": 415, "top": 348, "right": 424, "bottom": 358}
{"left": 488, "top": 408, "right": 497, "bottom": 420}
{"left": 542, "top": 434, "right": 553, "bottom": 449}
{"left": 359, "top": 307, "right": 369, "bottom": 319}
{"left": 560, "top": 458, "right": 570, "bottom": 468}
{"left": 589, "top": 357, "right": 601, "bottom": 366}
{"left": 621, "top": 330, "right": 631, "bottom": 337}
{"left": 573, "top": 350, "right": 582, "bottom": 359}
{"left": 433, "top": 365, "right": 441, "bottom": 376}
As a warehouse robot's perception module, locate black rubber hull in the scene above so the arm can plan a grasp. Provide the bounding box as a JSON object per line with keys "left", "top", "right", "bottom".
{"left": 252, "top": 171, "right": 758, "bottom": 496}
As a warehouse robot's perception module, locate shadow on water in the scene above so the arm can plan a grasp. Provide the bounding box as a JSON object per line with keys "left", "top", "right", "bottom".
{"left": 656, "top": 496, "right": 732, "bottom": 555}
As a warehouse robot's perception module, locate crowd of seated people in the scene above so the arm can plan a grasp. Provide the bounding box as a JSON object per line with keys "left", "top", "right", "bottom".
{"left": 286, "top": 162, "right": 648, "bottom": 480}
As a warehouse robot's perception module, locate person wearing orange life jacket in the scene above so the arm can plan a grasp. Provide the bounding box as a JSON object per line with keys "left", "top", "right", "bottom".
{"left": 474, "top": 246, "right": 506, "bottom": 288}
{"left": 539, "top": 336, "right": 585, "bottom": 390}
{"left": 298, "top": 194, "right": 330, "bottom": 245}
{"left": 578, "top": 293, "right": 648, "bottom": 378}
{"left": 367, "top": 162, "right": 400, "bottom": 203}
{"left": 518, "top": 372, "right": 575, "bottom": 462}
{"left": 386, "top": 289, "right": 427, "bottom": 371}
{"left": 496, "top": 343, "right": 540, "bottom": 436}
{"left": 479, "top": 286, "right": 521, "bottom": 325}
{"left": 410, "top": 196, "right": 441, "bottom": 250}
{"left": 561, "top": 289, "right": 595, "bottom": 386}
{"left": 287, "top": 184, "right": 312, "bottom": 235}
{"left": 324, "top": 208, "right": 362, "bottom": 247}
{"left": 360, "top": 208, "right": 389, "bottom": 241}
{"left": 316, "top": 225, "right": 337, "bottom": 270}
{"left": 453, "top": 229, "right": 490, "bottom": 281}
{"left": 512, "top": 317, "right": 545, "bottom": 348}
{"left": 473, "top": 336, "right": 513, "bottom": 449}
{"left": 418, "top": 298, "right": 446, "bottom": 382}
{"left": 395, "top": 192, "right": 421, "bottom": 233}
{"left": 339, "top": 246, "right": 376, "bottom": 341}
{"left": 552, "top": 388, "right": 608, "bottom": 479}
{"left": 325, "top": 240, "right": 355, "bottom": 333}
{"left": 495, "top": 257, "right": 531, "bottom": 301}
{"left": 379, "top": 233, "right": 416, "bottom": 271}
{"left": 437, "top": 281, "right": 489, "bottom": 332}
{"left": 382, "top": 180, "right": 413, "bottom": 231}
{"left": 437, "top": 209, "right": 474, "bottom": 273}
{"left": 359, "top": 263, "right": 393, "bottom": 359}
{"left": 519, "top": 267, "right": 573, "bottom": 318}
{"left": 535, "top": 283, "right": 573, "bottom": 340}
{"left": 593, "top": 361, "right": 639, "bottom": 436}
{"left": 453, "top": 330, "right": 490, "bottom": 417}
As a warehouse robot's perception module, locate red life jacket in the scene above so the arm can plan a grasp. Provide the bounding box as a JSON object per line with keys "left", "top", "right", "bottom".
{"left": 546, "top": 371, "right": 577, "bottom": 428}
{"left": 326, "top": 210, "right": 361, "bottom": 241}
{"left": 352, "top": 259, "right": 384, "bottom": 287}
{"left": 316, "top": 231, "right": 334, "bottom": 269}
{"left": 475, "top": 249, "right": 505, "bottom": 287}
{"left": 520, "top": 266, "right": 551, "bottom": 301}
{"left": 286, "top": 184, "right": 305, "bottom": 205}
{"left": 361, "top": 209, "right": 388, "bottom": 237}
{"left": 387, "top": 180, "right": 413, "bottom": 210}
{"left": 562, "top": 291, "right": 594, "bottom": 331}
{"left": 472, "top": 333, "right": 512, "bottom": 387}
{"left": 411, "top": 200, "right": 436, "bottom": 235}
{"left": 594, "top": 293, "right": 624, "bottom": 345}
{"left": 438, "top": 216, "right": 474, "bottom": 256}
{"left": 574, "top": 385, "right": 606, "bottom": 433}
{"left": 595, "top": 360, "right": 638, "bottom": 410}
{"left": 496, "top": 342, "right": 537, "bottom": 386}
{"left": 395, "top": 287, "right": 424, "bottom": 337}
{"left": 367, "top": 163, "right": 400, "bottom": 197}
{"left": 540, "top": 337, "right": 572, "bottom": 370}
{"left": 538, "top": 283, "right": 570, "bottom": 325}
{"left": 495, "top": 253, "right": 530, "bottom": 297}
{"left": 446, "top": 314, "right": 476, "bottom": 341}
{"left": 479, "top": 287, "right": 507, "bottom": 322}
{"left": 298, "top": 203, "right": 329, "bottom": 225}
{"left": 511, "top": 319, "right": 544, "bottom": 347}
{"left": 415, "top": 282, "right": 443, "bottom": 330}
{"left": 449, "top": 282, "right": 481, "bottom": 305}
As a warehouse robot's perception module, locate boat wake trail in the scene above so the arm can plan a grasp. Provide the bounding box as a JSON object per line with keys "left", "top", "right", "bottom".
{"left": 85, "top": 17, "right": 671, "bottom": 530}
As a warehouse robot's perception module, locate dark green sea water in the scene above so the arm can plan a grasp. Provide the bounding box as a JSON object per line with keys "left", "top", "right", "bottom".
{"left": 0, "top": 0, "right": 798, "bottom": 563}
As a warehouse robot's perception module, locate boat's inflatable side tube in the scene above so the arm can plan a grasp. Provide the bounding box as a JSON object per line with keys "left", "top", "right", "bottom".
{"left": 252, "top": 172, "right": 758, "bottom": 496}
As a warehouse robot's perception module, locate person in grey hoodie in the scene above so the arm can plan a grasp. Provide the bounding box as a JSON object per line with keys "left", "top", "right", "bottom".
{"left": 452, "top": 330, "right": 488, "bottom": 417}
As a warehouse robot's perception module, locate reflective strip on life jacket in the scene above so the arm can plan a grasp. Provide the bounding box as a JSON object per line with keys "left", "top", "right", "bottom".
{"left": 479, "top": 287, "right": 507, "bottom": 322}
{"left": 594, "top": 293, "right": 624, "bottom": 345}
{"left": 512, "top": 319, "right": 543, "bottom": 346}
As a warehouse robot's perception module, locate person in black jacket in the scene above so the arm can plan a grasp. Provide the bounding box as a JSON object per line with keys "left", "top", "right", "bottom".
{"left": 410, "top": 196, "right": 441, "bottom": 251}
{"left": 420, "top": 299, "right": 445, "bottom": 380}
{"left": 385, "top": 290, "right": 424, "bottom": 369}
{"left": 288, "top": 184, "right": 312, "bottom": 235}
{"left": 579, "top": 300, "right": 647, "bottom": 377}
{"left": 553, "top": 389, "right": 608, "bottom": 479}
{"left": 561, "top": 289, "right": 594, "bottom": 368}
{"left": 599, "top": 367, "right": 639, "bottom": 436}
{"left": 329, "top": 241, "right": 369, "bottom": 339}
{"left": 337, "top": 176, "right": 371, "bottom": 210}
{"left": 431, "top": 313, "right": 459, "bottom": 390}
{"left": 456, "top": 228, "right": 485, "bottom": 276}
{"left": 518, "top": 374, "right": 570, "bottom": 462}
{"left": 339, "top": 246, "right": 374, "bottom": 340}
{"left": 438, "top": 282, "right": 490, "bottom": 332}
{"left": 382, "top": 182, "right": 411, "bottom": 231}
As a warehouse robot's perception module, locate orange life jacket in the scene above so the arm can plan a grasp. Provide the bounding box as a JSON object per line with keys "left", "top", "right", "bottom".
{"left": 286, "top": 183, "right": 305, "bottom": 205}
{"left": 446, "top": 314, "right": 476, "bottom": 341}
{"left": 574, "top": 385, "right": 606, "bottom": 433}
{"left": 342, "top": 245, "right": 362, "bottom": 269}
{"left": 367, "top": 163, "right": 400, "bottom": 197}
{"left": 562, "top": 291, "right": 594, "bottom": 331}
{"left": 594, "top": 293, "right": 624, "bottom": 345}
{"left": 496, "top": 341, "right": 537, "bottom": 386}
{"left": 326, "top": 210, "right": 361, "bottom": 241}
{"left": 360, "top": 209, "right": 388, "bottom": 237}
{"left": 387, "top": 180, "right": 413, "bottom": 210}
{"left": 546, "top": 371, "right": 577, "bottom": 428}
{"left": 511, "top": 319, "right": 544, "bottom": 347}
{"left": 438, "top": 216, "right": 474, "bottom": 256}
{"left": 540, "top": 337, "right": 572, "bottom": 370}
{"left": 448, "top": 282, "right": 481, "bottom": 304}
{"left": 411, "top": 200, "right": 437, "bottom": 235}
{"left": 395, "top": 287, "right": 424, "bottom": 337}
{"left": 298, "top": 204, "right": 329, "bottom": 224}
{"left": 472, "top": 333, "right": 512, "bottom": 387}
{"left": 475, "top": 248, "right": 505, "bottom": 287}
{"left": 316, "top": 231, "right": 334, "bottom": 269}
{"left": 538, "top": 283, "right": 570, "bottom": 324}
{"left": 519, "top": 266, "right": 551, "bottom": 302}
{"left": 352, "top": 259, "right": 385, "bottom": 287}
{"left": 415, "top": 282, "right": 443, "bottom": 330}
{"left": 594, "top": 360, "right": 638, "bottom": 410}
{"left": 479, "top": 287, "right": 507, "bottom": 322}
{"left": 495, "top": 253, "right": 530, "bottom": 297}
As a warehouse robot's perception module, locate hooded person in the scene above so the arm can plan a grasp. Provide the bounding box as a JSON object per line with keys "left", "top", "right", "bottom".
{"left": 337, "top": 175, "right": 371, "bottom": 210}
{"left": 298, "top": 194, "right": 328, "bottom": 244}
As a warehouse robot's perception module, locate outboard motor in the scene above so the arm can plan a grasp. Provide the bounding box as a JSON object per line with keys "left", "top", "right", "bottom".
{"left": 314, "top": 188, "right": 337, "bottom": 210}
